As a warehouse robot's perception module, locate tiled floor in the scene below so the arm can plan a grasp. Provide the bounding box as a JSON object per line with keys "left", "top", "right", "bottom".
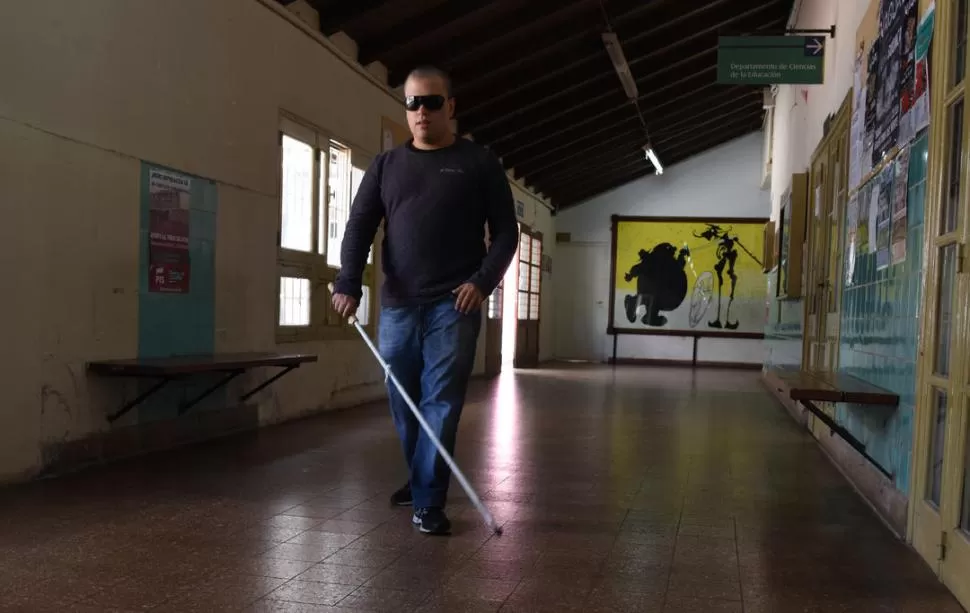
{"left": 0, "top": 365, "right": 965, "bottom": 612}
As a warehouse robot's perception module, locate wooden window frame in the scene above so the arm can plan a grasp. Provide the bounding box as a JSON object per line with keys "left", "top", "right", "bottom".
{"left": 275, "top": 112, "right": 377, "bottom": 343}
{"left": 516, "top": 227, "right": 543, "bottom": 322}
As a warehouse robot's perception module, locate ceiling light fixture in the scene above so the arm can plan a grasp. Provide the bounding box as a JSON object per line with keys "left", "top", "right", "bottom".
{"left": 602, "top": 32, "right": 638, "bottom": 99}
{"left": 644, "top": 146, "right": 663, "bottom": 175}
{"left": 600, "top": 0, "right": 661, "bottom": 179}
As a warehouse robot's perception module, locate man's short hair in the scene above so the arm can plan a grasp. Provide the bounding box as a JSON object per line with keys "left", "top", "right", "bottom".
{"left": 406, "top": 66, "right": 453, "bottom": 98}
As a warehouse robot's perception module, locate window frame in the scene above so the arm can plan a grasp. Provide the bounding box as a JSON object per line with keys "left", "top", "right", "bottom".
{"left": 516, "top": 227, "right": 543, "bottom": 322}
{"left": 275, "top": 112, "right": 378, "bottom": 343}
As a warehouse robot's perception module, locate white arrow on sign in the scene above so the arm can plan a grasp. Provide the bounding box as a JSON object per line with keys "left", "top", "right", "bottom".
{"left": 807, "top": 38, "right": 824, "bottom": 55}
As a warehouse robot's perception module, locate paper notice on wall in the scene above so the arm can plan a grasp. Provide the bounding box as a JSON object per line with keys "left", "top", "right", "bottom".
{"left": 382, "top": 128, "right": 394, "bottom": 153}
{"left": 864, "top": 41, "right": 880, "bottom": 167}
{"left": 909, "top": 3, "right": 935, "bottom": 138}
{"left": 858, "top": 182, "right": 872, "bottom": 254}
{"left": 148, "top": 167, "right": 191, "bottom": 293}
{"left": 897, "top": 0, "right": 925, "bottom": 145}
{"left": 873, "top": 4, "right": 904, "bottom": 162}
{"left": 846, "top": 192, "right": 859, "bottom": 286}
{"left": 849, "top": 53, "right": 869, "bottom": 189}
{"left": 875, "top": 164, "right": 894, "bottom": 270}
{"left": 891, "top": 146, "right": 910, "bottom": 265}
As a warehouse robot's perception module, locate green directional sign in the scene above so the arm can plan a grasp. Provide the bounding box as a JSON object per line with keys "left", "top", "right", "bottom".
{"left": 717, "top": 36, "right": 825, "bottom": 85}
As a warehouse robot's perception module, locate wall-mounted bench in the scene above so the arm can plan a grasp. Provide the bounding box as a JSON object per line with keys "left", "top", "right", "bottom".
{"left": 88, "top": 352, "right": 318, "bottom": 423}
{"left": 764, "top": 365, "right": 899, "bottom": 480}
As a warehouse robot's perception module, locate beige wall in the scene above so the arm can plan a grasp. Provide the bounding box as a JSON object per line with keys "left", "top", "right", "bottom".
{"left": 769, "top": 0, "right": 931, "bottom": 218}
{"left": 0, "top": 0, "right": 550, "bottom": 483}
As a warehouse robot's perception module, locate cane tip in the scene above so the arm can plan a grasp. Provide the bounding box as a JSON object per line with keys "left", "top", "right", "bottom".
{"left": 493, "top": 525, "right": 503, "bottom": 536}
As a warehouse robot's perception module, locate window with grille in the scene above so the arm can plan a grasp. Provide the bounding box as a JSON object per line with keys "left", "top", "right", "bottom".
{"left": 516, "top": 230, "right": 542, "bottom": 321}
{"left": 277, "top": 115, "right": 376, "bottom": 341}
{"left": 326, "top": 142, "right": 351, "bottom": 268}
{"left": 488, "top": 282, "right": 503, "bottom": 319}
{"left": 278, "top": 277, "right": 311, "bottom": 327}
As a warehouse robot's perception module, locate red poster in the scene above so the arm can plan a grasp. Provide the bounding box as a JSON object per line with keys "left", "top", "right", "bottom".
{"left": 148, "top": 168, "right": 192, "bottom": 293}
{"left": 148, "top": 245, "right": 191, "bottom": 293}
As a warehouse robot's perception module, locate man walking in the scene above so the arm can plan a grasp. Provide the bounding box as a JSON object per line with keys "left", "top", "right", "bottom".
{"left": 331, "top": 66, "right": 519, "bottom": 535}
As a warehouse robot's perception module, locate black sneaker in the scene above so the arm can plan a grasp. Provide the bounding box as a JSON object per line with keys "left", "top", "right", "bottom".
{"left": 412, "top": 507, "right": 451, "bottom": 535}
{"left": 389, "top": 483, "right": 412, "bottom": 506}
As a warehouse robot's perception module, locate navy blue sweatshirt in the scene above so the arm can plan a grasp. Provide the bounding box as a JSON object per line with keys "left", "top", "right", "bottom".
{"left": 334, "top": 138, "right": 519, "bottom": 307}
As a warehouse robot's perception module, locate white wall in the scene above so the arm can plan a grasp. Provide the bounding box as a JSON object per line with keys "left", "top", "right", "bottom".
{"left": 0, "top": 0, "right": 549, "bottom": 483}
{"left": 553, "top": 132, "right": 770, "bottom": 362}
{"left": 769, "top": 0, "right": 870, "bottom": 219}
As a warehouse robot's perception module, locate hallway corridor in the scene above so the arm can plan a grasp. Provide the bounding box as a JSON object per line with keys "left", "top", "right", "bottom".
{"left": 0, "top": 366, "right": 963, "bottom": 612}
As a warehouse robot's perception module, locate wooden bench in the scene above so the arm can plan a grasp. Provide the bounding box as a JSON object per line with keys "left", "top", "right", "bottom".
{"left": 764, "top": 365, "right": 899, "bottom": 406}
{"left": 765, "top": 366, "right": 842, "bottom": 403}
{"left": 764, "top": 365, "right": 898, "bottom": 480}
{"left": 88, "top": 352, "right": 317, "bottom": 423}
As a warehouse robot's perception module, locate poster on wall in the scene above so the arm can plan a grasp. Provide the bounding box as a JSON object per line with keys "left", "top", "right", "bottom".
{"left": 875, "top": 164, "right": 894, "bottom": 270}
{"left": 873, "top": 0, "right": 920, "bottom": 161}
{"left": 846, "top": 192, "right": 860, "bottom": 286}
{"left": 891, "top": 146, "right": 911, "bottom": 264}
{"left": 865, "top": 40, "right": 880, "bottom": 165}
{"left": 381, "top": 116, "right": 411, "bottom": 152}
{"left": 872, "top": 0, "right": 903, "bottom": 162}
{"left": 147, "top": 167, "right": 192, "bottom": 293}
{"left": 609, "top": 217, "right": 767, "bottom": 335}
{"left": 858, "top": 181, "right": 872, "bottom": 254}
{"left": 909, "top": 3, "right": 935, "bottom": 138}
{"left": 897, "top": 0, "right": 923, "bottom": 145}
{"left": 849, "top": 52, "right": 868, "bottom": 190}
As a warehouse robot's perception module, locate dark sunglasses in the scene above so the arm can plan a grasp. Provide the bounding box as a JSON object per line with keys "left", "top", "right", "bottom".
{"left": 405, "top": 95, "right": 447, "bottom": 112}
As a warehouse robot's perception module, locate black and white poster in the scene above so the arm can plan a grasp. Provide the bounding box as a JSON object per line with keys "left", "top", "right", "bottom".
{"left": 873, "top": 0, "right": 903, "bottom": 162}
{"left": 865, "top": 40, "right": 880, "bottom": 166}
{"left": 875, "top": 164, "right": 894, "bottom": 271}
{"left": 849, "top": 52, "right": 870, "bottom": 190}
{"left": 873, "top": 0, "right": 920, "bottom": 161}
{"left": 896, "top": 0, "right": 922, "bottom": 145}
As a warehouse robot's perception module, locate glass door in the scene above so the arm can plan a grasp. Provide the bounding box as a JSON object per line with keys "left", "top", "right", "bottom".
{"left": 514, "top": 227, "right": 542, "bottom": 369}
{"left": 912, "top": 1, "right": 970, "bottom": 606}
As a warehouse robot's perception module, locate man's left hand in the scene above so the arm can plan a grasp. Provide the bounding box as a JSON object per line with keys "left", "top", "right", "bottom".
{"left": 453, "top": 283, "right": 485, "bottom": 314}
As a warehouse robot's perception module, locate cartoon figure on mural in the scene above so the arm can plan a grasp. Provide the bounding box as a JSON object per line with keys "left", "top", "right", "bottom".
{"left": 623, "top": 243, "right": 690, "bottom": 326}
{"left": 692, "top": 224, "right": 763, "bottom": 330}
{"left": 621, "top": 224, "right": 762, "bottom": 330}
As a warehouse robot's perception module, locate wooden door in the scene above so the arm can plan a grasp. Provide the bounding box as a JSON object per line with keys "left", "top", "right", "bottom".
{"left": 803, "top": 155, "right": 829, "bottom": 372}
{"left": 802, "top": 94, "right": 850, "bottom": 373}
{"left": 912, "top": 2, "right": 970, "bottom": 605}
{"left": 483, "top": 282, "right": 504, "bottom": 378}
{"left": 822, "top": 106, "right": 849, "bottom": 371}
{"left": 514, "top": 227, "right": 542, "bottom": 369}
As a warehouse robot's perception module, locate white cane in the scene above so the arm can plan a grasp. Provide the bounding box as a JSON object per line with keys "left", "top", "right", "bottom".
{"left": 328, "top": 284, "right": 502, "bottom": 535}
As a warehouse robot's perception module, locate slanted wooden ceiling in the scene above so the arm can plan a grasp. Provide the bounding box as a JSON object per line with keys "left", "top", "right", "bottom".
{"left": 281, "top": 0, "right": 792, "bottom": 210}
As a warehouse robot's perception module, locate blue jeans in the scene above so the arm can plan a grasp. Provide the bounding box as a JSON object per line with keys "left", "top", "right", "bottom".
{"left": 378, "top": 297, "right": 481, "bottom": 509}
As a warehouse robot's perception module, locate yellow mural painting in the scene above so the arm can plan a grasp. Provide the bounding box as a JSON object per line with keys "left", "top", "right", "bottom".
{"left": 612, "top": 218, "right": 766, "bottom": 333}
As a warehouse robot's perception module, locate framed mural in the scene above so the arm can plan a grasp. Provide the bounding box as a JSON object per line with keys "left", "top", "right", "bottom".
{"left": 608, "top": 215, "right": 769, "bottom": 337}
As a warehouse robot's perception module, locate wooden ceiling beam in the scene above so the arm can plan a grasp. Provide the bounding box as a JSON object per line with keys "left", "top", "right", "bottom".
{"left": 311, "top": 0, "right": 394, "bottom": 35}
{"left": 467, "top": 47, "right": 719, "bottom": 145}
{"left": 527, "top": 105, "right": 763, "bottom": 189}
{"left": 358, "top": 0, "right": 514, "bottom": 67}
{"left": 458, "top": 0, "right": 743, "bottom": 113}
{"left": 547, "top": 119, "right": 762, "bottom": 206}
{"left": 507, "top": 89, "right": 757, "bottom": 174}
